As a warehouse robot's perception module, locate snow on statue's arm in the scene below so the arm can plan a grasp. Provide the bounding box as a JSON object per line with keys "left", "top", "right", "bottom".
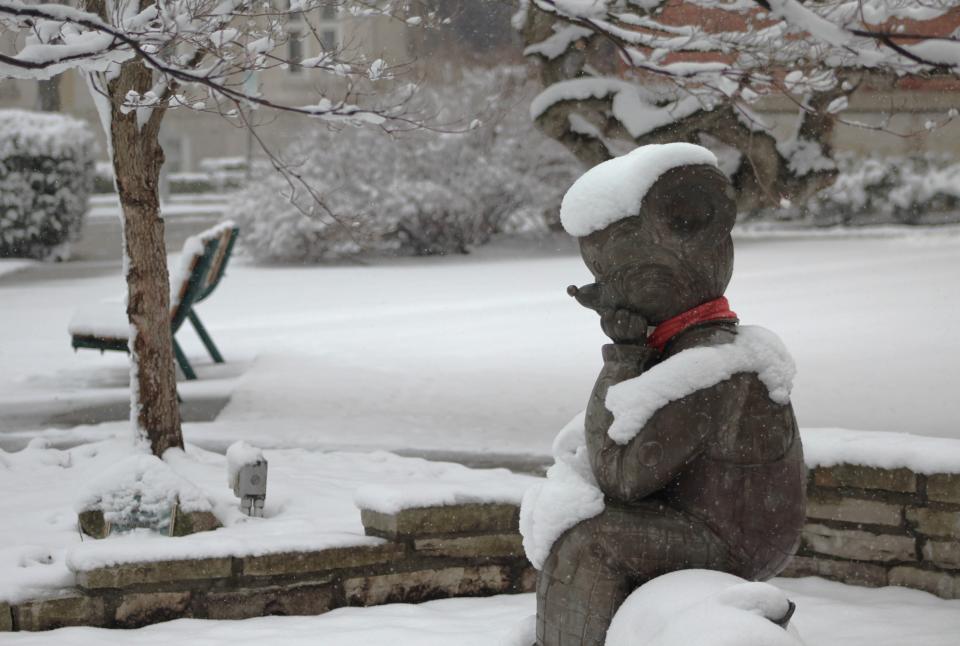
{"left": 588, "top": 327, "right": 794, "bottom": 503}
{"left": 587, "top": 373, "right": 745, "bottom": 503}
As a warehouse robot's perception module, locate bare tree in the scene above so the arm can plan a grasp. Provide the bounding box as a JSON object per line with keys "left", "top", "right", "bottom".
{"left": 0, "top": 0, "right": 421, "bottom": 456}
{"left": 519, "top": 0, "right": 960, "bottom": 211}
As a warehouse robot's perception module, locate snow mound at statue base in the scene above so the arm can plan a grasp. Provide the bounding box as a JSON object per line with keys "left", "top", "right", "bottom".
{"left": 501, "top": 570, "right": 805, "bottom": 646}
{"left": 606, "top": 569, "right": 805, "bottom": 646}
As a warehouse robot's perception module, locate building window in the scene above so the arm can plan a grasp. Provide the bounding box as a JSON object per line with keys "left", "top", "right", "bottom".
{"left": 318, "top": 4, "right": 339, "bottom": 51}
{"left": 288, "top": 32, "right": 303, "bottom": 73}
{"left": 321, "top": 29, "right": 337, "bottom": 50}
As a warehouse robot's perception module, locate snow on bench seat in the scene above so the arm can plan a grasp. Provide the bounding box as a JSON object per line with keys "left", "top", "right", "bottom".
{"left": 68, "top": 300, "right": 130, "bottom": 339}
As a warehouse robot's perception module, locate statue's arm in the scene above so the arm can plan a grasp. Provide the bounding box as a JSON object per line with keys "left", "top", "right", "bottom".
{"left": 587, "top": 383, "right": 730, "bottom": 502}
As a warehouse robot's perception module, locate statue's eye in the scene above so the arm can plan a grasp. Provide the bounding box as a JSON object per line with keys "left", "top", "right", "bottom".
{"left": 664, "top": 190, "right": 732, "bottom": 236}
{"left": 665, "top": 200, "right": 712, "bottom": 235}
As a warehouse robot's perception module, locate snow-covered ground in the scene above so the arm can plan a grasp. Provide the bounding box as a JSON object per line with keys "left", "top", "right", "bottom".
{"left": 87, "top": 193, "right": 228, "bottom": 220}
{"left": 0, "top": 438, "right": 535, "bottom": 603}
{"left": 0, "top": 258, "right": 35, "bottom": 278}
{"left": 2, "top": 579, "right": 960, "bottom": 646}
{"left": 3, "top": 226, "right": 960, "bottom": 642}
{"left": 2, "top": 226, "right": 959, "bottom": 454}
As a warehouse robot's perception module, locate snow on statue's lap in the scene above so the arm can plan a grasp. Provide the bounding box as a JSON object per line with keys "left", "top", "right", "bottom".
{"left": 605, "top": 570, "right": 805, "bottom": 646}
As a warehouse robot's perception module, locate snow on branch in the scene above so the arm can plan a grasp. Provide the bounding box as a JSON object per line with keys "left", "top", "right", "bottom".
{"left": 0, "top": 0, "right": 424, "bottom": 124}
{"left": 532, "top": 0, "right": 960, "bottom": 75}
{"left": 523, "top": 1, "right": 959, "bottom": 211}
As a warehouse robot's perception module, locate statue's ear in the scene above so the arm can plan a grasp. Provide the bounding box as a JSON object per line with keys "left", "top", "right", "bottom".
{"left": 647, "top": 165, "right": 737, "bottom": 236}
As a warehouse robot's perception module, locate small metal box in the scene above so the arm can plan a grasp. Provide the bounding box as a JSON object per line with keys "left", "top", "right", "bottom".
{"left": 232, "top": 460, "right": 267, "bottom": 517}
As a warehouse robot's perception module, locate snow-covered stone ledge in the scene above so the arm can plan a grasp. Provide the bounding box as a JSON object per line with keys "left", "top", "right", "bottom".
{"left": 0, "top": 499, "right": 533, "bottom": 632}
{"left": 782, "top": 428, "right": 960, "bottom": 598}
{"left": 3, "top": 428, "right": 960, "bottom": 632}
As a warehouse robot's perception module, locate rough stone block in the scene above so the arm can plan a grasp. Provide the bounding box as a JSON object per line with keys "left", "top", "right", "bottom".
{"left": 115, "top": 591, "right": 191, "bottom": 628}
{"left": 922, "top": 540, "right": 960, "bottom": 569}
{"left": 169, "top": 506, "right": 221, "bottom": 537}
{"left": 778, "top": 555, "right": 888, "bottom": 587}
{"left": 801, "top": 523, "right": 915, "bottom": 562}
{"left": 361, "top": 504, "right": 520, "bottom": 539}
{"left": 344, "top": 565, "right": 511, "bottom": 606}
{"left": 813, "top": 464, "right": 916, "bottom": 493}
{"left": 77, "top": 557, "right": 233, "bottom": 589}
{"left": 0, "top": 602, "right": 12, "bottom": 632}
{"left": 906, "top": 507, "right": 960, "bottom": 539}
{"left": 889, "top": 566, "right": 960, "bottom": 599}
{"left": 78, "top": 510, "right": 109, "bottom": 539}
{"left": 519, "top": 566, "right": 538, "bottom": 593}
{"left": 413, "top": 534, "right": 524, "bottom": 559}
{"left": 806, "top": 496, "right": 903, "bottom": 527}
{"left": 204, "top": 584, "right": 335, "bottom": 620}
{"left": 13, "top": 594, "right": 107, "bottom": 630}
{"left": 242, "top": 544, "right": 403, "bottom": 577}
{"left": 927, "top": 474, "right": 960, "bottom": 504}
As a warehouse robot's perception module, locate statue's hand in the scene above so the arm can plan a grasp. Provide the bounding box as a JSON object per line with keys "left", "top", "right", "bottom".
{"left": 568, "top": 283, "right": 649, "bottom": 345}
{"left": 601, "top": 308, "right": 649, "bottom": 345}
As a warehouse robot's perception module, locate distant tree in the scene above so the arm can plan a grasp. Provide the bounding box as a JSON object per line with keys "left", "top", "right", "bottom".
{"left": 519, "top": 0, "right": 960, "bottom": 212}
{"left": 0, "top": 0, "right": 423, "bottom": 456}
{"left": 231, "top": 66, "right": 583, "bottom": 263}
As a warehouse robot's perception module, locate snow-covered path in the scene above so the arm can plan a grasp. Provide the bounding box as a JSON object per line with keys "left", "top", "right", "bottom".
{"left": 1, "top": 228, "right": 959, "bottom": 453}
{"left": 3, "top": 579, "right": 960, "bottom": 646}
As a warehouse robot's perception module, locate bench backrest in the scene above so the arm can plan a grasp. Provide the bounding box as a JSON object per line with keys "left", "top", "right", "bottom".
{"left": 170, "top": 236, "right": 220, "bottom": 332}
{"left": 197, "top": 225, "right": 238, "bottom": 303}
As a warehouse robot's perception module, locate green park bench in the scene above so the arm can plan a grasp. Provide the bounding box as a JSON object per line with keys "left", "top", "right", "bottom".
{"left": 69, "top": 222, "right": 239, "bottom": 380}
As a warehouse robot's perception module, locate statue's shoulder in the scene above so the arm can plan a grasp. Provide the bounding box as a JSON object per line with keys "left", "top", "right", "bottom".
{"left": 658, "top": 324, "right": 795, "bottom": 406}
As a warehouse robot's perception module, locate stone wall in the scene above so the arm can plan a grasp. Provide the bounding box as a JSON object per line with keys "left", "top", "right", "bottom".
{"left": 781, "top": 464, "right": 960, "bottom": 598}
{"left": 4, "top": 462, "right": 960, "bottom": 632}
{"left": 0, "top": 502, "right": 533, "bottom": 632}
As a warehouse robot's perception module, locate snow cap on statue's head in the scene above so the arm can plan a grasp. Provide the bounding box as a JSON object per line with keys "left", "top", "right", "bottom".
{"left": 559, "top": 143, "right": 719, "bottom": 237}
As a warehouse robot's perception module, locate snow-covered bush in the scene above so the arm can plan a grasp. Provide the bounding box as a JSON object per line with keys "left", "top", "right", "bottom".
{"left": 811, "top": 153, "right": 960, "bottom": 225}
{"left": 232, "top": 67, "right": 583, "bottom": 262}
{"left": 0, "top": 110, "right": 96, "bottom": 259}
{"left": 75, "top": 453, "right": 212, "bottom": 534}
{"left": 749, "top": 153, "right": 960, "bottom": 226}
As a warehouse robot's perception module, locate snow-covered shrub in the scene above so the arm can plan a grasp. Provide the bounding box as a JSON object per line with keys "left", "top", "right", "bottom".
{"left": 232, "top": 67, "right": 583, "bottom": 262}
{"left": 818, "top": 153, "right": 960, "bottom": 224}
{"left": 749, "top": 153, "right": 960, "bottom": 226}
{"left": 0, "top": 110, "right": 96, "bottom": 259}
{"left": 75, "top": 453, "right": 212, "bottom": 534}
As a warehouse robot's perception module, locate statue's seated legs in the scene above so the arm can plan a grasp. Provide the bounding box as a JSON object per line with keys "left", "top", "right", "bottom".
{"left": 535, "top": 501, "right": 737, "bottom": 646}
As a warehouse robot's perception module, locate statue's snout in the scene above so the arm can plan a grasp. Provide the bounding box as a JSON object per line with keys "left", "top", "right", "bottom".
{"left": 567, "top": 283, "right": 616, "bottom": 313}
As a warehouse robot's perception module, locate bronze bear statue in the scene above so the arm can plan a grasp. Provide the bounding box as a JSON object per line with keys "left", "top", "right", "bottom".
{"left": 527, "top": 146, "right": 806, "bottom": 646}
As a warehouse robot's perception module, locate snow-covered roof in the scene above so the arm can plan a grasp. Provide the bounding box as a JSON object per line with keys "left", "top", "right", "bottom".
{"left": 559, "top": 143, "right": 718, "bottom": 237}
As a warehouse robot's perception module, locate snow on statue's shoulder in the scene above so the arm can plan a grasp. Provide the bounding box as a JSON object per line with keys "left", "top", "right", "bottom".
{"left": 606, "top": 326, "right": 795, "bottom": 445}
{"left": 559, "top": 143, "right": 718, "bottom": 237}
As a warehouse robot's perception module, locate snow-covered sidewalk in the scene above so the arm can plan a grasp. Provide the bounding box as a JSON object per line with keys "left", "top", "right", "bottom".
{"left": 2, "top": 227, "right": 960, "bottom": 454}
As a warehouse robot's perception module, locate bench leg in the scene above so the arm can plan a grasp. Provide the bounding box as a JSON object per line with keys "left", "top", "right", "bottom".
{"left": 187, "top": 310, "right": 224, "bottom": 364}
{"left": 173, "top": 338, "right": 197, "bottom": 380}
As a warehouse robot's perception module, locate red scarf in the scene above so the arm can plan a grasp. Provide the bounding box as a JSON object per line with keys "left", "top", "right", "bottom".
{"left": 647, "top": 296, "right": 738, "bottom": 352}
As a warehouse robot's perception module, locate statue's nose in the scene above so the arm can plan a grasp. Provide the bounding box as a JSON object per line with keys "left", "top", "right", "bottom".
{"left": 567, "top": 283, "right": 614, "bottom": 312}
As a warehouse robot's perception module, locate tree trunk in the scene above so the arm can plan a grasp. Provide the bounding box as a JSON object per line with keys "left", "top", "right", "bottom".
{"left": 106, "top": 61, "right": 183, "bottom": 456}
